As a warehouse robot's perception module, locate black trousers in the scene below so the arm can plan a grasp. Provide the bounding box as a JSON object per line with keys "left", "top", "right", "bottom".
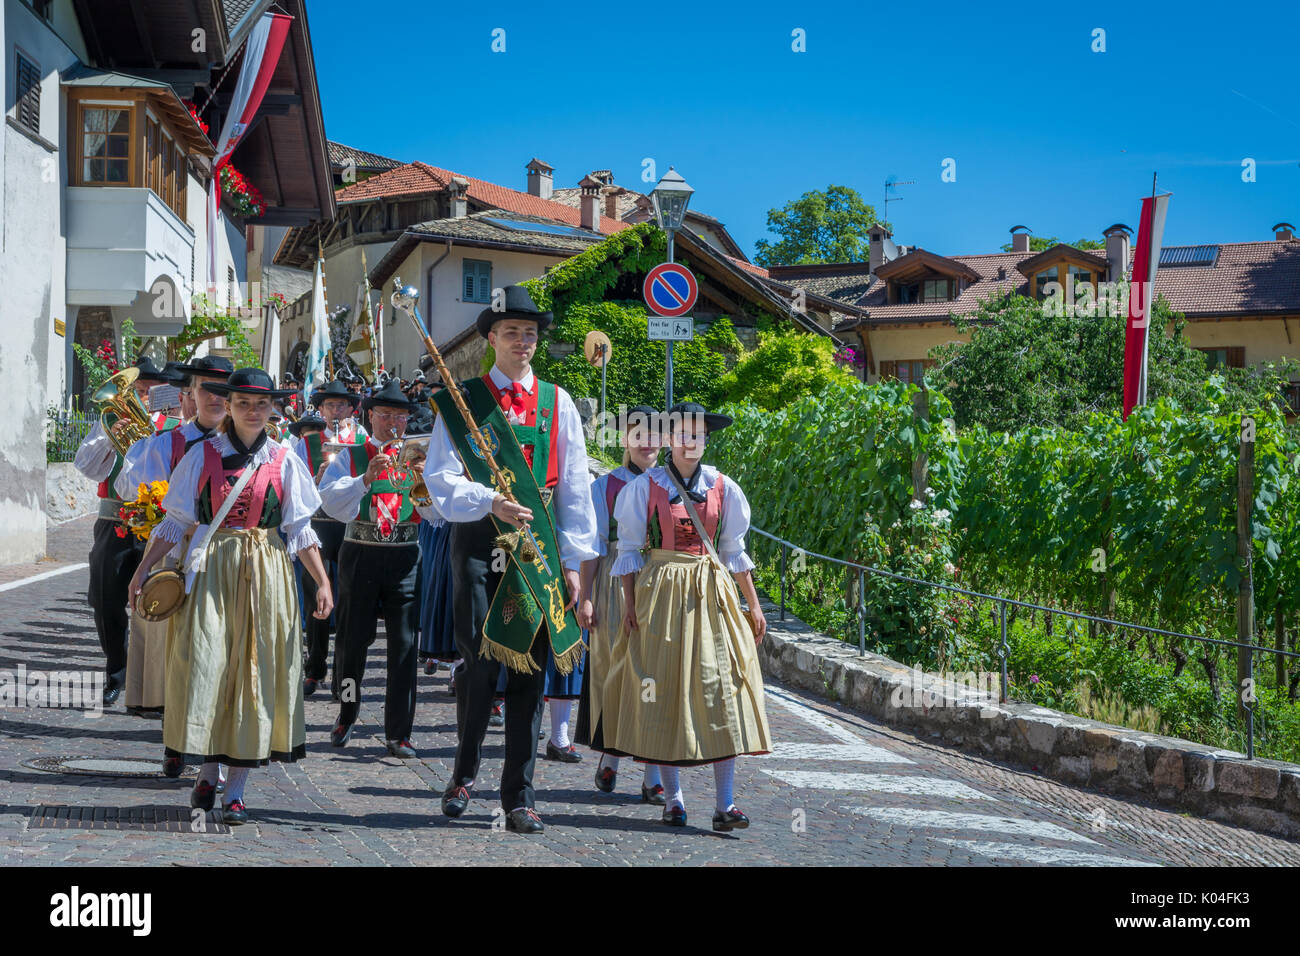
{"left": 303, "top": 516, "right": 345, "bottom": 681}
{"left": 450, "top": 516, "right": 548, "bottom": 812}
{"left": 87, "top": 517, "right": 141, "bottom": 681}
{"left": 335, "top": 538, "right": 420, "bottom": 740}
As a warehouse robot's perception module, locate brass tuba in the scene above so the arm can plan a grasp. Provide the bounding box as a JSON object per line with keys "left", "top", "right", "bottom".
{"left": 93, "top": 367, "right": 153, "bottom": 456}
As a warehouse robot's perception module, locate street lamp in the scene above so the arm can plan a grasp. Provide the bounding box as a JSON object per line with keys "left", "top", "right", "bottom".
{"left": 650, "top": 167, "right": 694, "bottom": 407}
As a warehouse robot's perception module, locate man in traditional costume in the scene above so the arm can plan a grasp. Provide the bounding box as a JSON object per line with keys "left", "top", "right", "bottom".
{"left": 291, "top": 379, "right": 366, "bottom": 698}
{"left": 423, "top": 284, "right": 597, "bottom": 834}
{"left": 575, "top": 405, "right": 665, "bottom": 802}
{"left": 114, "top": 356, "right": 232, "bottom": 773}
{"left": 127, "top": 367, "right": 332, "bottom": 824}
{"left": 318, "top": 380, "right": 437, "bottom": 757}
{"left": 74, "top": 357, "right": 173, "bottom": 706}
{"left": 608, "top": 402, "right": 771, "bottom": 831}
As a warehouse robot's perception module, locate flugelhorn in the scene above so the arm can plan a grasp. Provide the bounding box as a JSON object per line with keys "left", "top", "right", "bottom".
{"left": 389, "top": 280, "right": 549, "bottom": 573}
{"left": 93, "top": 367, "right": 153, "bottom": 456}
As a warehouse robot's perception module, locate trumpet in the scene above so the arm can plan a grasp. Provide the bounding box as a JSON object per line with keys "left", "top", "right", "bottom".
{"left": 93, "top": 367, "right": 153, "bottom": 456}
{"left": 378, "top": 427, "right": 432, "bottom": 508}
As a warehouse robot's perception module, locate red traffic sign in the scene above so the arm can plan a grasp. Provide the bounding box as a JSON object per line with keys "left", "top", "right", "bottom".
{"left": 643, "top": 263, "right": 698, "bottom": 317}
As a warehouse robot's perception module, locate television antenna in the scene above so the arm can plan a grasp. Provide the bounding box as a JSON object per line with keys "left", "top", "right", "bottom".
{"left": 883, "top": 177, "right": 914, "bottom": 226}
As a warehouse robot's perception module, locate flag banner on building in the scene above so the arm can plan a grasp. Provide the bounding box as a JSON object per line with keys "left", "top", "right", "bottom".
{"left": 1122, "top": 190, "right": 1171, "bottom": 419}
{"left": 205, "top": 12, "right": 293, "bottom": 289}
{"left": 261, "top": 302, "right": 281, "bottom": 382}
{"left": 304, "top": 256, "right": 331, "bottom": 395}
{"left": 346, "top": 281, "right": 375, "bottom": 381}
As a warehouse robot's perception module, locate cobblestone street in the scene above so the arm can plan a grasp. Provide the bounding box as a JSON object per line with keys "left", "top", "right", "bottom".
{"left": 2, "top": 517, "right": 1297, "bottom": 866}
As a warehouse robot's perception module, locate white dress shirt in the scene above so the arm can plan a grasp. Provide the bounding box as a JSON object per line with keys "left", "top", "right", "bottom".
{"left": 317, "top": 436, "right": 442, "bottom": 525}
{"left": 73, "top": 421, "right": 117, "bottom": 483}
{"left": 610, "top": 463, "right": 756, "bottom": 576}
{"left": 114, "top": 421, "right": 213, "bottom": 499}
{"left": 590, "top": 465, "right": 642, "bottom": 559}
{"left": 422, "top": 365, "right": 598, "bottom": 571}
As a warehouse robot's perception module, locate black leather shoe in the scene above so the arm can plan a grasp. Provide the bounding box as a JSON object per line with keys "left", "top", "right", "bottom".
{"left": 712, "top": 806, "right": 750, "bottom": 832}
{"left": 221, "top": 799, "right": 249, "bottom": 825}
{"left": 545, "top": 741, "right": 582, "bottom": 763}
{"left": 190, "top": 779, "right": 216, "bottom": 812}
{"left": 594, "top": 766, "right": 616, "bottom": 793}
{"left": 641, "top": 783, "right": 666, "bottom": 805}
{"left": 661, "top": 805, "right": 687, "bottom": 827}
{"left": 441, "top": 785, "right": 470, "bottom": 818}
{"left": 330, "top": 720, "right": 354, "bottom": 747}
{"left": 385, "top": 739, "right": 416, "bottom": 758}
{"left": 102, "top": 679, "right": 122, "bottom": 707}
{"left": 161, "top": 756, "right": 185, "bottom": 778}
{"left": 424, "top": 659, "right": 437, "bottom": 676}
{"left": 303, "top": 677, "right": 319, "bottom": 697}
{"left": 505, "top": 807, "right": 545, "bottom": 834}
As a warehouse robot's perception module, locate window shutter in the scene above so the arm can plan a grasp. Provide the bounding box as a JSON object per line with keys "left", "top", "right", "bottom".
{"left": 879, "top": 360, "right": 897, "bottom": 380}
{"left": 477, "top": 262, "right": 491, "bottom": 304}
{"left": 1227, "top": 347, "right": 1246, "bottom": 369}
{"left": 16, "top": 54, "right": 40, "bottom": 134}
{"left": 463, "top": 261, "right": 475, "bottom": 301}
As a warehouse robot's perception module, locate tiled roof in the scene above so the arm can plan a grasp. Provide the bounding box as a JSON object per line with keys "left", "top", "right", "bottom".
{"left": 405, "top": 211, "right": 603, "bottom": 255}
{"left": 333, "top": 162, "right": 628, "bottom": 234}
{"left": 1153, "top": 240, "right": 1300, "bottom": 317}
{"left": 854, "top": 251, "right": 1035, "bottom": 322}
{"left": 327, "top": 141, "right": 402, "bottom": 173}
{"left": 222, "top": 0, "right": 258, "bottom": 29}
{"left": 727, "top": 256, "right": 769, "bottom": 278}
{"left": 551, "top": 186, "right": 643, "bottom": 220}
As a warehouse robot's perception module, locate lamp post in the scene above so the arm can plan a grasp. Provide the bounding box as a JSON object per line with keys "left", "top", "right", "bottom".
{"left": 650, "top": 167, "right": 694, "bottom": 408}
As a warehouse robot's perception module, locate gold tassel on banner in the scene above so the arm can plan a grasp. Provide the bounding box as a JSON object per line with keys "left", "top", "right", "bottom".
{"left": 477, "top": 635, "right": 542, "bottom": 675}
{"left": 551, "top": 638, "right": 586, "bottom": 677}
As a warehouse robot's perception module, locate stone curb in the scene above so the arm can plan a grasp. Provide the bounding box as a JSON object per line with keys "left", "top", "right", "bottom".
{"left": 754, "top": 598, "right": 1300, "bottom": 841}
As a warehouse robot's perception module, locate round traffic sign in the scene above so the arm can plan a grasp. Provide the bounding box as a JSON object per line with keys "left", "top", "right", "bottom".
{"left": 643, "top": 263, "right": 698, "bottom": 317}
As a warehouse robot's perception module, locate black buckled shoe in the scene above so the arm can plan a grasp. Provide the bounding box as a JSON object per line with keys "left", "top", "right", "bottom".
{"left": 594, "top": 766, "right": 617, "bottom": 793}
{"left": 190, "top": 779, "right": 216, "bottom": 812}
{"left": 221, "top": 799, "right": 249, "bottom": 825}
{"left": 661, "top": 805, "right": 687, "bottom": 827}
{"left": 330, "top": 720, "right": 354, "bottom": 747}
{"left": 545, "top": 741, "right": 582, "bottom": 763}
{"left": 102, "top": 678, "right": 122, "bottom": 707}
{"left": 161, "top": 756, "right": 185, "bottom": 778}
{"left": 505, "top": 807, "right": 545, "bottom": 834}
{"left": 424, "top": 659, "right": 437, "bottom": 676}
{"left": 641, "top": 783, "right": 666, "bottom": 805}
{"left": 385, "top": 739, "right": 416, "bottom": 759}
{"left": 441, "top": 784, "right": 471, "bottom": 818}
{"left": 712, "top": 806, "right": 750, "bottom": 832}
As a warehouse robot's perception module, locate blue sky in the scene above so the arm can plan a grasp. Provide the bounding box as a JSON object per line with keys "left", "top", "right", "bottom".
{"left": 309, "top": 0, "right": 1300, "bottom": 259}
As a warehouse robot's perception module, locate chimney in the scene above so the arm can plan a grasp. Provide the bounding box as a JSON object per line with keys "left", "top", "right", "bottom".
{"left": 1103, "top": 223, "right": 1132, "bottom": 280}
{"left": 449, "top": 176, "right": 469, "bottom": 218}
{"left": 525, "top": 158, "right": 553, "bottom": 199}
{"left": 578, "top": 175, "right": 601, "bottom": 232}
{"left": 868, "top": 222, "right": 894, "bottom": 274}
{"left": 604, "top": 189, "right": 619, "bottom": 221}
{"left": 1273, "top": 221, "right": 1295, "bottom": 241}
{"left": 1009, "top": 225, "right": 1031, "bottom": 253}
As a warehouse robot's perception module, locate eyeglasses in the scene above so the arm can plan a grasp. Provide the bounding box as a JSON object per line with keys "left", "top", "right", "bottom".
{"left": 370, "top": 411, "right": 410, "bottom": 422}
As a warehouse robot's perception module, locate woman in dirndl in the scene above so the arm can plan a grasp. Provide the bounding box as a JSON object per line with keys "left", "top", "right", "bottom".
{"left": 607, "top": 402, "right": 771, "bottom": 832}
{"left": 128, "top": 367, "right": 334, "bottom": 825}
{"left": 574, "top": 405, "right": 664, "bottom": 802}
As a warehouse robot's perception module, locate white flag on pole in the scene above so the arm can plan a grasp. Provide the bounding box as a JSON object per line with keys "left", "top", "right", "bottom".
{"left": 305, "top": 257, "right": 331, "bottom": 393}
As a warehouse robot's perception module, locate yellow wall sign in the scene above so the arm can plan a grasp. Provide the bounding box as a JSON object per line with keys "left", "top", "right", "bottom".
{"left": 54, "top": 318, "right": 65, "bottom": 336}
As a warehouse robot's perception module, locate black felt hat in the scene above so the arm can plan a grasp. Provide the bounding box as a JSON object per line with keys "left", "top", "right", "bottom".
{"left": 161, "top": 361, "right": 189, "bottom": 386}
{"left": 309, "top": 379, "right": 361, "bottom": 408}
{"left": 132, "top": 356, "right": 170, "bottom": 382}
{"left": 175, "top": 355, "right": 235, "bottom": 378}
{"left": 665, "top": 401, "right": 732, "bottom": 434}
{"left": 288, "top": 410, "right": 327, "bottom": 436}
{"left": 201, "top": 366, "right": 297, "bottom": 398}
{"left": 361, "top": 379, "right": 418, "bottom": 412}
{"left": 475, "top": 285, "right": 552, "bottom": 339}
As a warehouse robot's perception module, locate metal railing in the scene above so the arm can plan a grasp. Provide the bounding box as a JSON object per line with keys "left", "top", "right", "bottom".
{"left": 751, "top": 526, "right": 1300, "bottom": 760}
{"left": 46, "top": 413, "right": 94, "bottom": 463}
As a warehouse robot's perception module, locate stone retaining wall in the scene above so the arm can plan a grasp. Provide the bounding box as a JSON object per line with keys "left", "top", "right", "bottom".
{"left": 46, "top": 462, "right": 99, "bottom": 524}
{"left": 756, "top": 600, "right": 1300, "bottom": 840}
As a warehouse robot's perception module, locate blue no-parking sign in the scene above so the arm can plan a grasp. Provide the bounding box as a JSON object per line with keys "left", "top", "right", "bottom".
{"left": 643, "top": 263, "right": 698, "bottom": 317}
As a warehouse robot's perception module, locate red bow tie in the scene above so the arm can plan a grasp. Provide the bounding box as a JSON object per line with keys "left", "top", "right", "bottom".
{"left": 501, "top": 382, "right": 527, "bottom": 421}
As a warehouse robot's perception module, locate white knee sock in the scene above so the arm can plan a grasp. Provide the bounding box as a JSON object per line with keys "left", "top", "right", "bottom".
{"left": 224, "top": 767, "right": 250, "bottom": 805}
{"left": 643, "top": 762, "right": 662, "bottom": 788}
{"left": 549, "top": 699, "right": 573, "bottom": 748}
{"left": 198, "top": 762, "right": 220, "bottom": 786}
{"left": 713, "top": 758, "right": 736, "bottom": 813}
{"left": 659, "top": 765, "right": 683, "bottom": 810}
{"left": 598, "top": 753, "right": 620, "bottom": 774}
{"left": 218, "top": 763, "right": 227, "bottom": 785}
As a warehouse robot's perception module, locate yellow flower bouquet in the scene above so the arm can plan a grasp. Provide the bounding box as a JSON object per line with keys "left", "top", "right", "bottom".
{"left": 117, "top": 481, "right": 168, "bottom": 542}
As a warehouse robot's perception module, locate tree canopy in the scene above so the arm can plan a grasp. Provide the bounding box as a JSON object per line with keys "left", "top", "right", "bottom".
{"left": 753, "top": 185, "right": 882, "bottom": 267}
{"left": 1000, "top": 235, "right": 1105, "bottom": 252}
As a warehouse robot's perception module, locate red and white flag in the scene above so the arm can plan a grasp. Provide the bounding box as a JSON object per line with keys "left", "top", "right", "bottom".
{"left": 1122, "top": 190, "right": 1171, "bottom": 419}
{"left": 205, "top": 12, "right": 293, "bottom": 290}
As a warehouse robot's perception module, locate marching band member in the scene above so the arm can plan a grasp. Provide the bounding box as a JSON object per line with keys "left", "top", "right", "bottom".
{"left": 608, "top": 402, "right": 771, "bottom": 832}
{"left": 291, "top": 379, "right": 366, "bottom": 699}
{"left": 126, "top": 367, "right": 332, "bottom": 825}
{"left": 114, "top": 356, "right": 231, "bottom": 760}
{"left": 423, "top": 285, "right": 597, "bottom": 834}
{"left": 318, "top": 379, "right": 437, "bottom": 757}
{"left": 575, "top": 406, "right": 664, "bottom": 802}
{"left": 74, "top": 357, "right": 171, "bottom": 706}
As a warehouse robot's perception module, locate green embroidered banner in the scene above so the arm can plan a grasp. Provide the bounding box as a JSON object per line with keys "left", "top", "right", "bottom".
{"left": 432, "top": 377, "right": 582, "bottom": 675}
